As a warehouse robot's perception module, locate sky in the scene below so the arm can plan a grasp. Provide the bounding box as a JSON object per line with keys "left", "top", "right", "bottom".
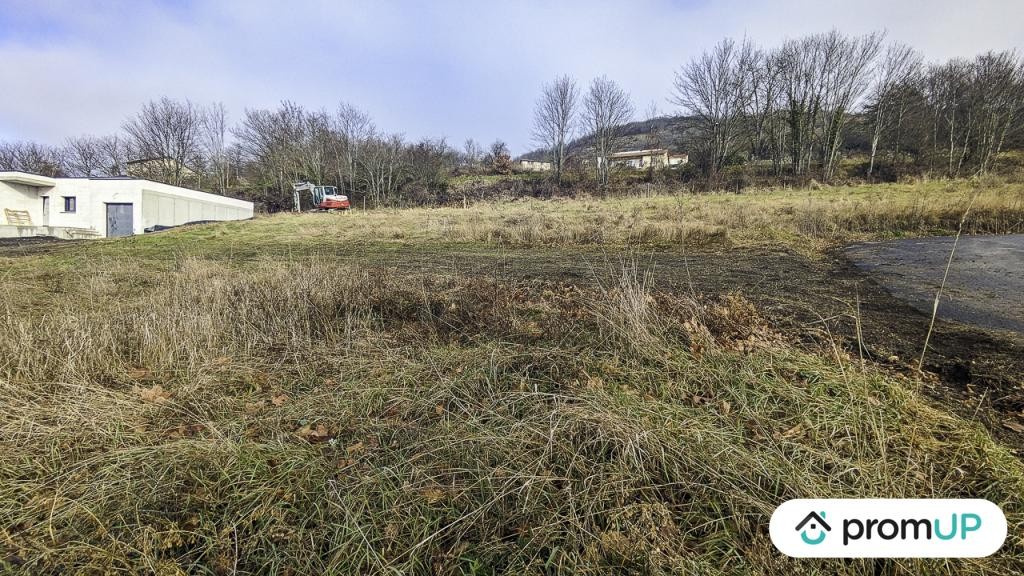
{"left": 1, "top": 0, "right": 1021, "bottom": 155}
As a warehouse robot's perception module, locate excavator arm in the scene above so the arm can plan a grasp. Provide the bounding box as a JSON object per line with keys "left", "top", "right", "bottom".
{"left": 291, "top": 182, "right": 317, "bottom": 211}
{"left": 292, "top": 182, "right": 350, "bottom": 211}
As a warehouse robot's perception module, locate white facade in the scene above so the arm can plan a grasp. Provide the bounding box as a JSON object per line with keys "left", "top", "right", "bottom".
{"left": 518, "top": 159, "right": 552, "bottom": 172}
{"left": 1, "top": 171, "right": 253, "bottom": 238}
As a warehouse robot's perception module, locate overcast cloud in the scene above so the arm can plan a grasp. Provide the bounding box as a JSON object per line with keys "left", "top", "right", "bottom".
{"left": 1, "top": 0, "right": 1021, "bottom": 154}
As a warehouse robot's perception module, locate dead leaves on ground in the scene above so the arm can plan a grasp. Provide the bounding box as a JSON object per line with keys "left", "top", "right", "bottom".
{"left": 136, "top": 384, "right": 172, "bottom": 404}
{"left": 127, "top": 367, "right": 152, "bottom": 381}
{"left": 166, "top": 423, "right": 206, "bottom": 439}
{"left": 775, "top": 423, "right": 805, "bottom": 440}
{"left": 1003, "top": 419, "right": 1024, "bottom": 434}
{"left": 336, "top": 439, "right": 377, "bottom": 469}
{"left": 295, "top": 423, "right": 333, "bottom": 443}
{"left": 420, "top": 487, "right": 447, "bottom": 504}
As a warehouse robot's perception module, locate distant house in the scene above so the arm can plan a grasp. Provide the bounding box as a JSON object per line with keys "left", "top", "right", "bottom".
{"left": 604, "top": 149, "right": 688, "bottom": 169}
{"left": 668, "top": 153, "right": 689, "bottom": 167}
{"left": 126, "top": 156, "right": 199, "bottom": 182}
{"left": 518, "top": 159, "right": 552, "bottom": 172}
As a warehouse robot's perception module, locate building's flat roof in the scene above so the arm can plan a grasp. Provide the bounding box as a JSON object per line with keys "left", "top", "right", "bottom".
{"left": 1, "top": 170, "right": 251, "bottom": 207}
{"left": 127, "top": 157, "right": 168, "bottom": 164}
{"left": 0, "top": 170, "right": 141, "bottom": 184}
{"left": 608, "top": 149, "right": 669, "bottom": 158}
{"left": 0, "top": 171, "right": 57, "bottom": 187}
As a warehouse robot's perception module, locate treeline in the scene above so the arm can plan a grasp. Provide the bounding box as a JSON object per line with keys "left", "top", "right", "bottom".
{"left": 3, "top": 30, "right": 1022, "bottom": 208}
{"left": 673, "top": 30, "right": 1024, "bottom": 183}
{"left": 231, "top": 102, "right": 514, "bottom": 210}
{"left": 0, "top": 98, "right": 513, "bottom": 211}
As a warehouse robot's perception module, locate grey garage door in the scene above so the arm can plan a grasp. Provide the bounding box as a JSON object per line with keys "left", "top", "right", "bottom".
{"left": 106, "top": 203, "right": 134, "bottom": 237}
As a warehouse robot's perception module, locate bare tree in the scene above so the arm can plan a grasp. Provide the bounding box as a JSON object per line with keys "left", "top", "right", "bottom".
{"left": 532, "top": 75, "right": 579, "bottom": 184}
{"left": 753, "top": 48, "right": 789, "bottom": 174}
{"left": 359, "top": 133, "right": 407, "bottom": 206}
{"left": 297, "top": 109, "right": 332, "bottom": 186}
{"left": 864, "top": 43, "right": 921, "bottom": 174}
{"left": 235, "top": 104, "right": 304, "bottom": 210}
{"left": 583, "top": 76, "right": 634, "bottom": 185}
{"left": 773, "top": 31, "right": 883, "bottom": 179}
{"left": 672, "top": 38, "right": 753, "bottom": 180}
{"left": 407, "top": 137, "right": 456, "bottom": 190}
{"left": 816, "top": 31, "right": 884, "bottom": 180}
{"left": 201, "top": 102, "right": 230, "bottom": 192}
{"left": 122, "top": 97, "right": 203, "bottom": 186}
{"left": 739, "top": 46, "right": 787, "bottom": 172}
{"left": 923, "top": 59, "right": 979, "bottom": 177}
{"left": 62, "top": 136, "right": 105, "bottom": 177}
{"left": 96, "top": 135, "right": 130, "bottom": 176}
{"left": 641, "top": 101, "right": 662, "bottom": 150}
{"left": 487, "top": 139, "right": 512, "bottom": 174}
{"left": 866, "top": 44, "right": 922, "bottom": 176}
{"left": 334, "top": 103, "right": 374, "bottom": 195}
{"left": 776, "top": 36, "right": 820, "bottom": 176}
{"left": 971, "top": 51, "right": 1024, "bottom": 174}
{"left": 0, "top": 141, "right": 63, "bottom": 176}
{"left": 488, "top": 140, "right": 509, "bottom": 158}
{"left": 234, "top": 101, "right": 338, "bottom": 210}
{"left": 462, "top": 138, "right": 482, "bottom": 168}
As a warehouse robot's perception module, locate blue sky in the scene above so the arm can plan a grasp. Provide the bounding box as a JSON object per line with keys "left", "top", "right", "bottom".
{"left": 1, "top": 0, "right": 1021, "bottom": 154}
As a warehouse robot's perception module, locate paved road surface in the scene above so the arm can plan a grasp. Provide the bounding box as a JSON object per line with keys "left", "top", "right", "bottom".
{"left": 846, "top": 234, "right": 1024, "bottom": 335}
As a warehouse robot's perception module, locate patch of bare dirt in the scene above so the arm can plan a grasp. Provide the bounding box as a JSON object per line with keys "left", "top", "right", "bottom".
{"left": 0, "top": 236, "right": 73, "bottom": 256}
{"left": 358, "top": 244, "right": 1024, "bottom": 451}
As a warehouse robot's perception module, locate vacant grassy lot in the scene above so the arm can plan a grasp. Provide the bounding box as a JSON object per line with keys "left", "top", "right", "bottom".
{"left": 229, "top": 178, "right": 1022, "bottom": 255}
{"left": 1, "top": 181, "right": 1023, "bottom": 574}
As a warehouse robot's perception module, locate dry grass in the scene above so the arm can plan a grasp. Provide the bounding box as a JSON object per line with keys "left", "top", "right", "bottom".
{"left": 186, "top": 178, "right": 1024, "bottom": 257}
{"left": 1, "top": 254, "right": 1023, "bottom": 574}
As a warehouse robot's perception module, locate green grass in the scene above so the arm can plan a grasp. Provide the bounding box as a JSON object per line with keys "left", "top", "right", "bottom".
{"left": 1, "top": 180, "right": 1023, "bottom": 574}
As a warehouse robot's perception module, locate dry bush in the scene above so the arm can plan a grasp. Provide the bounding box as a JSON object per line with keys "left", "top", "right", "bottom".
{"left": 699, "top": 293, "right": 783, "bottom": 351}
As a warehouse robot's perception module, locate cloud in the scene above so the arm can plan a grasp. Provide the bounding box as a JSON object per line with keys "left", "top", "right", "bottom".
{"left": 0, "top": 0, "right": 1020, "bottom": 153}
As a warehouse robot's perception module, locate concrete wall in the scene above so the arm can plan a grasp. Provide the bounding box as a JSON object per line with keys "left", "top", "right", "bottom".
{"left": 0, "top": 181, "right": 44, "bottom": 225}
{"left": 141, "top": 183, "right": 253, "bottom": 231}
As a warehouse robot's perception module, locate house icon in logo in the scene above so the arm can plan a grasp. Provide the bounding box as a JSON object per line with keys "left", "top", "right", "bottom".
{"left": 795, "top": 511, "right": 831, "bottom": 545}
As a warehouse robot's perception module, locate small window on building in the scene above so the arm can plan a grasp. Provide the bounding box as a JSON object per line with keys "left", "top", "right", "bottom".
{"left": 63, "top": 197, "right": 76, "bottom": 213}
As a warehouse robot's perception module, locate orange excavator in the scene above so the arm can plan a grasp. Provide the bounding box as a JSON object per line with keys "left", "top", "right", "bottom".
{"left": 292, "top": 182, "right": 351, "bottom": 211}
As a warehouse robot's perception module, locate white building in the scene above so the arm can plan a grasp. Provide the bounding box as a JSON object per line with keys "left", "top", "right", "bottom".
{"left": 518, "top": 159, "right": 552, "bottom": 172}
{"left": 1, "top": 171, "right": 253, "bottom": 239}
{"left": 603, "top": 149, "right": 689, "bottom": 169}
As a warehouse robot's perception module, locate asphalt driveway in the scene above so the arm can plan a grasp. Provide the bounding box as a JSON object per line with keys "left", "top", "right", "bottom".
{"left": 846, "top": 234, "right": 1024, "bottom": 335}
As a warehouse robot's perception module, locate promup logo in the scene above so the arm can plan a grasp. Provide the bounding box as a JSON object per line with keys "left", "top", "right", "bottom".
{"left": 770, "top": 499, "right": 1006, "bottom": 558}
{"left": 795, "top": 511, "right": 831, "bottom": 545}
